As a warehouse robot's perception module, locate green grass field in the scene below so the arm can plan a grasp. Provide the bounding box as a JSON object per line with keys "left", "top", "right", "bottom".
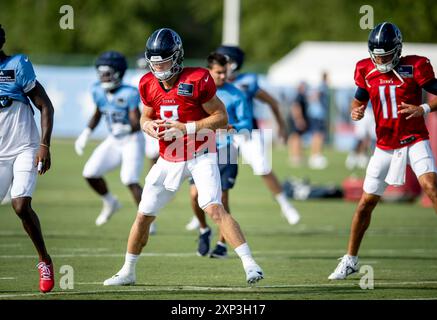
{"left": 1, "top": 139, "right": 437, "bottom": 300}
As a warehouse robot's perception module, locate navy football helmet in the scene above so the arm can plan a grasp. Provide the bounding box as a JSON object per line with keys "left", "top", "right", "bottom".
{"left": 0, "top": 24, "right": 5, "bottom": 50}
{"left": 145, "top": 28, "right": 184, "bottom": 81}
{"left": 216, "top": 45, "right": 245, "bottom": 72}
{"left": 368, "top": 22, "right": 402, "bottom": 73}
{"left": 95, "top": 51, "right": 127, "bottom": 91}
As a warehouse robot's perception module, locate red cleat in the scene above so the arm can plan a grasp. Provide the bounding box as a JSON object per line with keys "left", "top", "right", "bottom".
{"left": 37, "top": 261, "right": 54, "bottom": 293}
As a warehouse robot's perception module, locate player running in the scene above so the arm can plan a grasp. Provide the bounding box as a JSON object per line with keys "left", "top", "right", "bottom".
{"left": 186, "top": 45, "right": 300, "bottom": 230}
{"left": 188, "top": 52, "right": 252, "bottom": 258}
{"left": 329, "top": 22, "right": 437, "bottom": 280}
{"left": 74, "top": 51, "right": 146, "bottom": 227}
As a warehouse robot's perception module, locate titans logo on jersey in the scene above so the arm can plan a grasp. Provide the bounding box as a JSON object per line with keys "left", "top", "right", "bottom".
{"left": 0, "top": 54, "right": 36, "bottom": 104}
{"left": 91, "top": 84, "right": 140, "bottom": 135}
{"left": 355, "top": 55, "right": 435, "bottom": 150}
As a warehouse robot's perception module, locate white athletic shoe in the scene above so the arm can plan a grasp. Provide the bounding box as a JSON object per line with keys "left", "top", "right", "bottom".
{"left": 185, "top": 216, "right": 200, "bottom": 231}
{"left": 282, "top": 207, "right": 301, "bottom": 225}
{"left": 308, "top": 154, "right": 328, "bottom": 170}
{"left": 245, "top": 264, "right": 264, "bottom": 285}
{"left": 328, "top": 255, "right": 359, "bottom": 280}
{"left": 95, "top": 198, "right": 121, "bottom": 226}
{"left": 103, "top": 273, "right": 135, "bottom": 286}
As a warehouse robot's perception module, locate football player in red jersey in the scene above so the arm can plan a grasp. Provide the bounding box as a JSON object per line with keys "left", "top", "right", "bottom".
{"left": 104, "top": 28, "right": 263, "bottom": 285}
{"left": 329, "top": 22, "right": 437, "bottom": 280}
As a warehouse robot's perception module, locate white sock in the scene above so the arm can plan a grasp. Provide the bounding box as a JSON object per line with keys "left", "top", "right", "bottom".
{"left": 119, "top": 253, "right": 139, "bottom": 275}
{"left": 102, "top": 192, "right": 116, "bottom": 204}
{"left": 234, "top": 243, "right": 257, "bottom": 268}
{"left": 217, "top": 241, "right": 226, "bottom": 247}
{"left": 275, "top": 192, "right": 293, "bottom": 210}
{"left": 199, "top": 227, "right": 210, "bottom": 235}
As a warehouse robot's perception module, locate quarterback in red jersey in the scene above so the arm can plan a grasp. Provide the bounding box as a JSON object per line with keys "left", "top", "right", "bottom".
{"left": 139, "top": 66, "right": 217, "bottom": 161}
{"left": 103, "top": 28, "right": 263, "bottom": 286}
{"left": 329, "top": 22, "right": 437, "bottom": 280}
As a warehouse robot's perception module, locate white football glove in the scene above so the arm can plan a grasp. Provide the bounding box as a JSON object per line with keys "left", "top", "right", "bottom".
{"left": 75, "top": 127, "right": 92, "bottom": 156}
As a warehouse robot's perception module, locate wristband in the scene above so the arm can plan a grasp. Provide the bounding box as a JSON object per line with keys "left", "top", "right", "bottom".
{"left": 420, "top": 103, "right": 431, "bottom": 115}
{"left": 40, "top": 143, "right": 50, "bottom": 148}
{"left": 185, "top": 122, "right": 196, "bottom": 135}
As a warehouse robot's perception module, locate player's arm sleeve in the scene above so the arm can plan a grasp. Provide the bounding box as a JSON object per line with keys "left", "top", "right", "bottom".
{"left": 138, "top": 79, "right": 151, "bottom": 107}
{"left": 354, "top": 87, "right": 369, "bottom": 102}
{"left": 251, "top": 74, "right": 260, "bottom": 96}
{"left": 233, "top": 93, "right": 252, "bottom": 131}
{"left": 128, "top": 89, "right": 141, "bottom": 111}
{"left": 415, "top": 57, "right": 435, "bottom": 87}
{"left": 91, "top": 85, "right": 102, "bottom": 109}
{"left": 199, "top": 72, "right": 217, "bottom": 104}
{"left": 354, "top": 63, "right": 366, "bottom": 89}
{"left": 422, "top": 78, "right": 437, "bottom": 95}
{"left": 17, "top": 55, "right": 37, "bottom": 93}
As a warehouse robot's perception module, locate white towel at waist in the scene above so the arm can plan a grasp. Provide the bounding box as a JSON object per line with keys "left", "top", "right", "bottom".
{"left": 163, "top": 161, "right": 186, "bottom": 192}
{"left": 384, "top": 146, "right": 408, "bottom": 186}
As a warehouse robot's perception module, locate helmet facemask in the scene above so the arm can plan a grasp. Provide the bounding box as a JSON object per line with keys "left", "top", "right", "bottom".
{"left": 97, "top": 65, "right": 122, "bottom": 91}
{"left": 146, "top": 49, "right": 183, "bottom": 81}
{"left": 369, "top": 45, "right": 402, "bottom": 73}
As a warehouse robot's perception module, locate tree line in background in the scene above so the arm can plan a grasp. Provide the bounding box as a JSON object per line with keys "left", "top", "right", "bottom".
{"left": 1, "top": 0, "right": 436, "bottom": 69}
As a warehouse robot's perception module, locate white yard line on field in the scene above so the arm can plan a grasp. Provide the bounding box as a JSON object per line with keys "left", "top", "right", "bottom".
{"left": 1, "top": 280, "right": 437, "bottom": 299}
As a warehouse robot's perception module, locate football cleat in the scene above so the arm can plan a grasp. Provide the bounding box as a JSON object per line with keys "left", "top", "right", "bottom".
{"left": 185, "top": 216, "right": 200, "bottom": 231}
{"left": 210, "top": 243, "right": 228, "bottom": 259}
{"left": 37, "top": 261, "right": 54, "bottom": 293}
{"left": 328, "top": 255, "right": 359, "bottom": 280}
{"left": 197, "top": 228, "right": 211, "bottom": 257}
{"left": 245, "top": 264, "right": 264, "bottom": 285}
{"left": 96, "top": 198, "right": 121, "bottom": 226}
{"left": 103, "top": 273, "right": 135, "bottom": 286}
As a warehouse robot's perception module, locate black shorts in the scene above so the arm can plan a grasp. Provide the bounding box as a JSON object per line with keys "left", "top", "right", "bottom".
{"left": 287, "top": 116, "right": 308, "bottom": 136}
{"left": 189, "top": 163, "right": 238, "bottom": 191}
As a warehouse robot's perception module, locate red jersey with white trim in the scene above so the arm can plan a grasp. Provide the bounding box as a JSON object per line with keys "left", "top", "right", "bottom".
{"left": 139, "top": 67, "right": 217, "bottom": 161}
{"left": 354, "top": 55, "right": 434, "bottom": 150}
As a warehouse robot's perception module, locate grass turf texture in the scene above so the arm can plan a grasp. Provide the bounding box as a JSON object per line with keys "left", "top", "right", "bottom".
{"left": 1, "top": 139, "right": 437, "bottom": 300}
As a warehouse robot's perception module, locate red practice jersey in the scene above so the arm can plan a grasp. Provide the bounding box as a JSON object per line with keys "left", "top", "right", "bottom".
{"left": 354, "top": 55, "right": 435, "bottom": 150}
{"left": 139, "top": 67, "right": 217, "bottom": 161}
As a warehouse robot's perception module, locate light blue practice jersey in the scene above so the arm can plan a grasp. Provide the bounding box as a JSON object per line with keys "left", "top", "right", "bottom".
{"left": 0, "top": 54, "right": 39, "bottom": 158}
{"left": 91, "top": 83, "right": 140, "bottom": 135}
{"left": 0, "top": 54, "right": 36, "bottom": 104}
{"left": 231, "top": 73, "right": 260, "bottom": 121}
{"left": 216, "top": 82, "right": 252, "bottom": 149}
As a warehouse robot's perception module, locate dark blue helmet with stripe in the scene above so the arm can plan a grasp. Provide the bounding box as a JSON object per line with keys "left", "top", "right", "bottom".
{"left": 368, "top": 22, "right": 402, "bottom": 73}
{"left": 95, "top": 51, "right": 127, "bottom": 90}
{"left": 216, "top": 45, "right": 245, "bottom": 72}
{"left": 0, "top": 25, "right": 5, "bottom": 50}
{"left": 145, "top": 28, "right": 184, "bottom": 81}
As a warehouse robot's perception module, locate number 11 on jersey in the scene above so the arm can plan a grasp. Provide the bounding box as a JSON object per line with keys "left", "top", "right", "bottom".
{"left": 379, "top": 85, "right": 398, "bottom": 119}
